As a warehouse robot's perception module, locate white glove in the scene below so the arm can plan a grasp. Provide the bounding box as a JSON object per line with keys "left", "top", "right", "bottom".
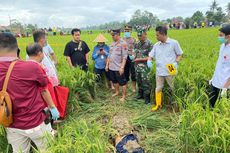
{"left": 221, "top": 88, "right": 227, "bottom": 97}
{"left": 209, "top": 80, "right": 212, "bottom": 85}
{"left": 173, "top": 62, "right": 178, "bottom": 69}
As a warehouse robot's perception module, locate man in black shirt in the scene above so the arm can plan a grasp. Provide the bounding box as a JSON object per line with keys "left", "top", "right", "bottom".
{"left": 64, "top": 28, "right": 90, "bottom": 71}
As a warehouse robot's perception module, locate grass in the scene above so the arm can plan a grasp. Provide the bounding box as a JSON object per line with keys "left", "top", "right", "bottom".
{"left": 1, "top": 27, "right": 230, "bottom": 153}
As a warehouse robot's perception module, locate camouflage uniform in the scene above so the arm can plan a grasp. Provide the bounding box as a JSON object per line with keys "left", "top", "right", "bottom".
{"left": 134, "top": 38, "right": 153, "bottom": 101}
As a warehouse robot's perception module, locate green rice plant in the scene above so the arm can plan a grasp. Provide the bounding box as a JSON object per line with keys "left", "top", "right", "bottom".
{"left": 180, "top": 99, "right": 230, "bottom": 153}
{"left": 46, "top": 119, "right": 114, "bottom": 153}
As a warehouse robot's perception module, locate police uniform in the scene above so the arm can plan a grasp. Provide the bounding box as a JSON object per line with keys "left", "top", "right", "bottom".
{"left": 108, "top": 29, "right": 128, "bottom": 86}
{"left": 134, "top": 27, "right": 153, "bottom": 104}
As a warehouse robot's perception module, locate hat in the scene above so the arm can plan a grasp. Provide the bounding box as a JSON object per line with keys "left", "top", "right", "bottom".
{"left": 111, "top": 29, "right": 121, "bottom": 35}
{"left": 220, "top": 24, "right": 230, "bottom": 35}
{"left": 124, "top": 25, "right": 132, "bottom": 30}
{"left": 135, "top": 26, "right": 147, "bottom": 36}
{"left": 93, "top": 34, "right": 108, "bottom": 42}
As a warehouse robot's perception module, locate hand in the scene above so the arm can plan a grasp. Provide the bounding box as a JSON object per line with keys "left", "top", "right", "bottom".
{"left": 119, "top": 67, "right": 124, "bottom": 75}
{"left": 50, "top": 107, "right": 60, "bottom": 120}
{"left": 97, "top": 51, "right": 101, "bottom": 55}
{"left": 221, "top": 88, "right": 227, "bottom": 97}
{"left": 209, "top": 80, "right": 212, "bottom": 85}
{"left": 133, "top": 58, "right": 140, "bottom": 63}
{"left": 105, "top": 65, "right": 109, "bottom": 72}
{"left": 173, "top": 62, "right": 178, "bottom": 69}
{"left": 100, "top": 50, "right": 105, "bottom": 55}
{"left": 147, "top": 60, "right": 152, "bottom": 68}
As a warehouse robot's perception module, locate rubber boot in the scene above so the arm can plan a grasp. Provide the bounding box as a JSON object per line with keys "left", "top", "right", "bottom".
{"left": 135, "top": 89, "right": 144, "bottom": 99}
{"left": 151, "top": 91, "right": 162, "bottom": 112}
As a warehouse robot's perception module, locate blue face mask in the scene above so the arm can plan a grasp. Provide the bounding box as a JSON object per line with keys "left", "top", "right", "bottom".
{"left": 124, "top": 32, "right": 131, "bottom": 38}
{"left": 129, "top": 55, "right": 135, "bottom": 60}
{"left": 218, "top": 37, "right": 227, "bottom": 44}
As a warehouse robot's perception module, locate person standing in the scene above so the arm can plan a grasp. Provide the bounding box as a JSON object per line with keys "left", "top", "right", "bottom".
{"left": 92, "top": 34, "right": 113, "bottom": 88}
{"left": 123, "top": 25, "right": 137, "bottom": 92}
{"left": 0, "top": 33, "right": 58, "bottom": 153}
{"left": 32, "top": 30, "right": 59, "bottom": 86}
{"left": 148, "top": 26, "right": 183, "bottom": 111}
{"left": 64, "top": 28, "right": 90, "bottom": 71}
{"left": 106, "top": 29, "right": 128, "bottom": 102}
{"left": 209, "top": 25, "right": 230, "bottom": 108}
{"left": 133, "top": 26, "right": 153, "bottom": 104}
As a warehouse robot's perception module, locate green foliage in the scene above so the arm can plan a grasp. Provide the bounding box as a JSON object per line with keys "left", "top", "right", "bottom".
{"left": 180, "top": 99, "right": 230, "bottom": 153}
{"left": 46, "top": 120, "right": 114, "bottom": 153}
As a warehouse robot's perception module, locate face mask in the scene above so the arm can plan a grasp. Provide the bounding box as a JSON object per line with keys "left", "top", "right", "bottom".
{"left": 218, "top": 37, "right": 227, "bottom": 44}
{"left": 129, "top": 55, "right": 135, "bottom": 60}
{"left": 124, "top": 32, "right": 131, "bottom": 38}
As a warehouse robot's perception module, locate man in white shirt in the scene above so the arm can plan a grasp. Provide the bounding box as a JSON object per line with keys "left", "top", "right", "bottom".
{"left": 148, "top": 26, "right": 183, "bottom": 111}
{"left": 209, "top": 24, "right": 230, "bottom": 108}
{"left": 42, "top": 42, "right": 59, "bottom": 86}
{"left": 32, "top": 30, "right": 59, "bottom": 87}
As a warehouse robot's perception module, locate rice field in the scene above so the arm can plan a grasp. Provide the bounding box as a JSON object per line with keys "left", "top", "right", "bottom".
{"left": 0, "top": 27, "right": 230, "bottom": 153}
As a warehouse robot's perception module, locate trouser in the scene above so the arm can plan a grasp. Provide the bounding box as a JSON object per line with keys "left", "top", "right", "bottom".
{"left": 156, "top": 76, "right": 174, "bottom": 92}
{"left": 124, "top": 58, "right": 136, "bottom": 82}
{"left": 136, "top": 66, "right": 151, "bottom": 95}
{"left": 6, "top": 122, "right": 53, "bottom": 153}
{"left": 109, "top": 70, "right": 127, "bottom": 86}
{"left": 94, "top": 67, "right": 110, "bottom": 82}
{"left": 209, "top": 85, "right": 220, "bottom": 108}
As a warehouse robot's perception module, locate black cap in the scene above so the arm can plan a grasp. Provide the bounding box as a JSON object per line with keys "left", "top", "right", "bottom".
{"left": 111, "top": 29, "right": 121, "bottom": 34}
{"left": 220, "top": 24, "right": 230, "bottom": 35}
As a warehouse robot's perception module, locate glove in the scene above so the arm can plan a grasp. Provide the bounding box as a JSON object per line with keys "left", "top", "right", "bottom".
{"left": 50, "top": 107, "right": 60, "bottom": 120}
{"left": 209, "top": 80, "right": 212, "bottom": 85}
{"left": 221, "top": 88, "right": 227, "bottom": 98}
{"left": 173, "top": 62, "right": 178, "bottom": 69}
{"left": 147, "top": 60, "right": 152, "bottom": 68}
{"left": 129, "top": 55, "right": 135, "bottom": 61}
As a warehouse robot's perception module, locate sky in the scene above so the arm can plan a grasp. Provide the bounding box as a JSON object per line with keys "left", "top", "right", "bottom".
{"left": 0, "top": 0, "right": 228, "bottom": 28}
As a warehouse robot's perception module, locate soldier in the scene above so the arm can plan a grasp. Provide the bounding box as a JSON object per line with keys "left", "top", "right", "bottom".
{"left": 132, "top": 26, "right": 153, "bottom": 104}
{"left": 148, "top": 26, "right": 183, "bottom": 111}
{"left": 106, "top": 29, "right": 128, "bottom": 102}
{"left": 123, "top": 25, "right": 137, "bottom": 92}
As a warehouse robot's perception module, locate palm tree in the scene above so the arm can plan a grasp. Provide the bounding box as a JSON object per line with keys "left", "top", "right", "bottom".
{"left": 210, "top": 0, "right": 218, "bottom": 12}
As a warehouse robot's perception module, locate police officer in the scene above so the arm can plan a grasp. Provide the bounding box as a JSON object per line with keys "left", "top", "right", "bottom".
{"left": 132, "top": 26, "right": 153, "bottom": 104}
{"left": 106, "top": 29, "right": 128, "bottom": 102}
{"left": 123, "top": 25, "right": 137, "bottom": 92}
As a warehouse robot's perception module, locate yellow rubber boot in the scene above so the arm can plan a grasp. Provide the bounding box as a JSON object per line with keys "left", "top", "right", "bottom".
{"left": 151, "top": 91, "right": 162, "bottom": 112}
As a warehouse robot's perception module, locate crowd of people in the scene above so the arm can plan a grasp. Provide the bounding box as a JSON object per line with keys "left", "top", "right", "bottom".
{"left": 0, "top": 23, "right": 230, "bottom": 152}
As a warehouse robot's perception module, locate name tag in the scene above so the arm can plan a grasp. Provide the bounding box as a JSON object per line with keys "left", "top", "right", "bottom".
{"left": 166, "top": 64, "right": 177, "bottom": 75}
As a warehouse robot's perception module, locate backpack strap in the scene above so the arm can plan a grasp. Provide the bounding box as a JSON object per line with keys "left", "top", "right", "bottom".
{"left": 2, "top": 60, "right": 17, "bottom": 92}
